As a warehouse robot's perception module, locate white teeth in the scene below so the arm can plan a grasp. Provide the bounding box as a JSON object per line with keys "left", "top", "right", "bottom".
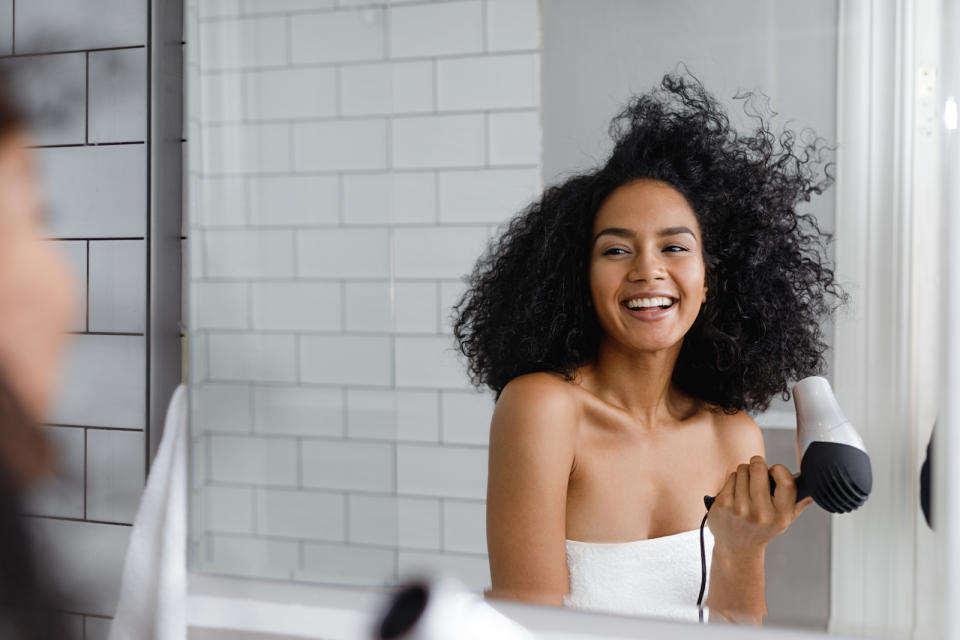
{"left": 625, "top": 296, "right": 674, "bottom": 309}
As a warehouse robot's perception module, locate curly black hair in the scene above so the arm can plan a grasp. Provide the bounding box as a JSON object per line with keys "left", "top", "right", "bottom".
{"left": 451, "top": 72, "right": 847, "bottom": 414}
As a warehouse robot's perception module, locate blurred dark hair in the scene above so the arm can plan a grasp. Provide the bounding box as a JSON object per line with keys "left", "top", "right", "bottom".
{"left": 0, "top": 70, "right": 24, "bottom": 139}
{"left": 0, "top": 78, "right": 75, "bottom": 640}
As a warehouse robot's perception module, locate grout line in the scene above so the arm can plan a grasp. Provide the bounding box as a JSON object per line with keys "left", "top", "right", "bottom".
{"left": 294, "top": 333, "right": 301, "bottom": 382}
{"left": 481, "top": 0, "right": 488, "bottom": 53}
{"left": 334, "top": 65, "right": 341, "bottom": 117}
{"left": 204, "top": 328, "right": 211, "bottom": 383}
{"left": 381, "top": 1, "right": 389, "bottom": 63}
{"left": 24, "top": 514, "right": 135, "bottom": 528}
{"left": 438, "top": 498, "right": 445, "bottom": 550}
{"left": 193, "top": 327, "right": 458, "bottom": 339}
{"left": 247, "top": 382, "right": 255, "bottom": 433}
{"left": 243, "top": 176, "right": 252, "bottom": 224}
{"left": 196, "top": 161, "right": 538, "bottom": 177}
{"left": 82, "top": 428, "right": 88, "bottom": 519}
{"left": 84, "top": 51, "right": 89, "bottom": 144}
{"left": 437, "top": 390, "right": 443, "bottom": 442}
{"left": 85, "top": 241, "right": 90, "bottom": 331}
{"left": 287, "top": 122, "right": 295, "bottom": 174}
{"left": 291, "top": 228, "right": 299, "bottom": 277}
{"left": 341, "top": 387, "right": 348, "bottom": 437}
{"left": 192, "top": 429, "right": 489, "bottom": 449}
{"left": 9, "top": 0, "right": 13, "bottom": 55}
{"left": 196, "top": 47, "right": 538, "bottom": 74}
{"left": 0, "top": 44, "right": 147, "bottom": 61}
{"left": 339, "top": 280, "right": 347, "bottom": 331}
{"left": 433, "top": 169, "right": 440, "bottom": 222}
{"left": 193, "top": 276, "right": 470, "bottom": 284}
{"left": 200, "top": 529, "right": 488, "bottom": 557}
{"left": 196, "top": 106, "right": 535, "bottom": 126}
{"left": 483, "top": 111, "right": 489, "bottom": 167}
{"left": 68, "top": 331, "right": 145, "bottom": 337}
{"left": 29, "top": 141, "right": 147, "bottom": 149}
{"left": 286, "top": 15, "right": 292, "bottom": 65}
{"left": 336, "top": 173, "right": 344, "bottom": 225}
{"left": 204, "top": 481, "right": 486, "bottom": 503}
{"left": 48, "top": 424, "right": 145, "bottom": 433}
{"left": 47, "top": 236, "right": 146, "bottom": 242}
{"left": 297, "top": 437, "right": 303, "bottom": 489}
{"left": 251, "top": 486, "right": 258, "bottom": 534}
{"left": 344, "top": 493, "right": 350, "bottom": 542}
{"left": 431, "top": 58, "right": 438, "bottom": 113}
{"left": 246, "top": 281, "right": 253, "bottom": 330}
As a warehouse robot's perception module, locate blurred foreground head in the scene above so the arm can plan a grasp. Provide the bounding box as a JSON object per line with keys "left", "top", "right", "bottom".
{"left": 0, "top": 70, "right": 79, "bottom": 640}
{"left": 0, "top": 73, "right": 76, "bottom": 484}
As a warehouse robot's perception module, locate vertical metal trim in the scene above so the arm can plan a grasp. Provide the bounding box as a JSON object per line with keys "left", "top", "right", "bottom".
{"left": 148, "top": 0, "right": 184, "bottom": 467}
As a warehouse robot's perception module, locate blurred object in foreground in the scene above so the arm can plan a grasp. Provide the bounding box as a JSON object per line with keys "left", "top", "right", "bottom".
{"left": 373, "top": 575, "right": 535, "bottom": 640}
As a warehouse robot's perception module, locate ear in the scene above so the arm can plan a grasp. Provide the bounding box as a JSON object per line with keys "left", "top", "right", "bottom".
{"left": 701, "top": 286, "right": 707, "bottom": 304}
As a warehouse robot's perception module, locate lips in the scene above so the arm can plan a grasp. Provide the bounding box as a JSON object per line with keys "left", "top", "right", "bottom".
{"left": 620, "top": 297, "right": 678, "bottom": 322}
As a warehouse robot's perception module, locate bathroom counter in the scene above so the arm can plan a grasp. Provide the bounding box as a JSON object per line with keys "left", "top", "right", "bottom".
{"left": 186, "top": 572, "right": 857, "bottom": 640}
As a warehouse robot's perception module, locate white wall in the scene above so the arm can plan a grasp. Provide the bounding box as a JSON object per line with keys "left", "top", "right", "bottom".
{"left": 188, "top": 0, "right": 541, "bottom": 591}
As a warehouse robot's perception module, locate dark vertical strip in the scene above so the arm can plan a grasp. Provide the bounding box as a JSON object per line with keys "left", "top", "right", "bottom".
{"left": 84, "top": 51, "right": 89, "bottom": 144}
{"left": 82, "top": 428, "right": 87, "bottom": 520}
{"left": 85, "top": 240, "right": 90, "bottom": 332}
{"left": 145, "top": 0, "right": 153, "bottom": 478}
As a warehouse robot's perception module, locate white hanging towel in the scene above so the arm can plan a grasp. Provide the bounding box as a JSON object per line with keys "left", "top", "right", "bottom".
{"left": 108, "top": 385, "right": 188, "bottom": 640}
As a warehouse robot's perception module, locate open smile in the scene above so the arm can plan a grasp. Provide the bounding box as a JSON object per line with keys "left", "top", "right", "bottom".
{"left": 620, "top": 296, "right": 678, "bottom": 322}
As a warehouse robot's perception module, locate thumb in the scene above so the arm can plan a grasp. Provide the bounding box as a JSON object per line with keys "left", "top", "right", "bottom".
{"left": 793, "top": 496, "right": 815, "bottom": 519}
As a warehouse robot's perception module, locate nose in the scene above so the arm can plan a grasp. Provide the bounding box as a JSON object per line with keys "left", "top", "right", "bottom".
{"left": 627, "top": 247, "right": 666, "bottom": 282}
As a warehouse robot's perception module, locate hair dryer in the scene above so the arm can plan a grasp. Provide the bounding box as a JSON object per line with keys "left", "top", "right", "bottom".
{"left": 704, "top": 375, "right": 873, "bottom": 514}
{"left": 372, "top": 575, "right": 535, "bottom": 640}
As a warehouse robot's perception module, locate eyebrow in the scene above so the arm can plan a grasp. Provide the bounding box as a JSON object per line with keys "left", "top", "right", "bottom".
{"left": 592, "top": 226, "right": 697, "bottom": 243}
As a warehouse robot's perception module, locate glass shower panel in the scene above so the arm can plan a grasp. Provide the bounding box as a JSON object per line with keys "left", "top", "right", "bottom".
{"left": 186, "top": 0, "right": 400, "bottom": 585}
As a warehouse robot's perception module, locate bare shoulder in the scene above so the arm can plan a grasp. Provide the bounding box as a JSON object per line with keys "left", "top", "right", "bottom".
{"left": 491, "top": 372, "right": 581, "bottom": 449}
{"left": 709, "top": 406, "right": 765, "bottom": 467}
{"left": 486, "top": 371, "right": 581, "bottom": 603}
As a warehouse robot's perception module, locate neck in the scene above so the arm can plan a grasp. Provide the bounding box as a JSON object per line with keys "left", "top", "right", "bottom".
{"left": 582, "top": 337, "right": 688, "bottom": 429}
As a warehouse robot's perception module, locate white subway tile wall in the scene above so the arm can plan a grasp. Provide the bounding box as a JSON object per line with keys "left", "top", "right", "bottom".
{"left": 88, "top": 47, "right": 148, "bottom": 143}
{"left": 85, "top": 429, "right": 146, "bottom": 524}
{"left": 191, "top": 0, "right": 541, "bottom": 592}
{"left": 37, "top": 145, "right": 147, "bottom": 237}
{"left": 0, "top": 0, "right": 11, "bottom": 56}
{"left": 25, "top": 426, "right": 85, "bottom": 519}
{"left": 29, "top": 517, "right": 132, "bottom": 617}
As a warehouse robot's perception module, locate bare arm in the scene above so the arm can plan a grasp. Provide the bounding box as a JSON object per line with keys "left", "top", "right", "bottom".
{"left": 706, "top": 415, "right": 767, "bottom": 624}
{"left": 705, "top": 414, "right": 814, "bottom": 625}
{"left": 484, "top": 374, "right": 579, "bottom": 606}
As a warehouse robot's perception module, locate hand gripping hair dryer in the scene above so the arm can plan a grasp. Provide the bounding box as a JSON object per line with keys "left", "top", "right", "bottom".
{"left": 704, "top": 375, "right": 873, "bottom": 513}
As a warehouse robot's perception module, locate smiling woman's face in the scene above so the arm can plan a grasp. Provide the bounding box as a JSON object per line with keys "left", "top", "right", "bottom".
{"left": 588, "top": 178, "right": 707, "bottom": 354}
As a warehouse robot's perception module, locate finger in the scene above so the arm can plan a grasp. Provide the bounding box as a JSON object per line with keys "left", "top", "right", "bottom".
{"left": 748, "top": 456, "right": 774, "bottom": 510}
{"left": 769, "top": 464, "right": 797, "bottom": 514}
{"left": 793, "top": 496, "right": 815, "bottom": 519}
{"left": 715, "top": 471, "right": 736, "bottom": 506}
{"left": 735, "top": 464, "right": 750, "bottom": 514}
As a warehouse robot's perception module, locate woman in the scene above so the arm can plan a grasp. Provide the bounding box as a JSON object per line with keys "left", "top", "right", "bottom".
{"left": 453, "top": 73, "right": 844, "bottom": 625}
{"left": 0, "top": 77, "right": 80, "bottom": 638}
